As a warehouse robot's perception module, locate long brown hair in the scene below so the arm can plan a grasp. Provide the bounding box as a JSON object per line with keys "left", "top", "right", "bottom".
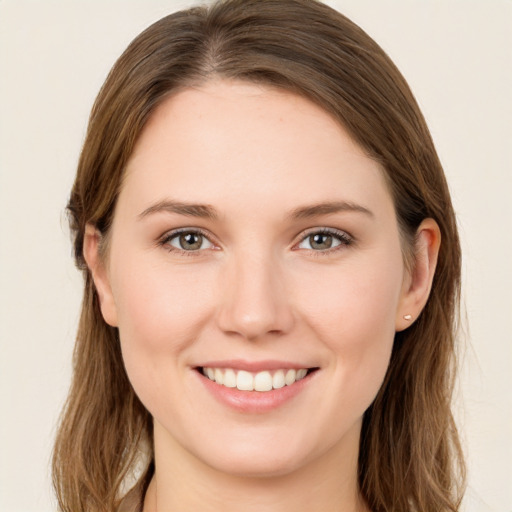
{"left": 53, "top": 1, "right": 465, "bottom": 510}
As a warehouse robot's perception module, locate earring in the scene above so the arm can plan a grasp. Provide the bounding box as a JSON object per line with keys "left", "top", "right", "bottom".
{"left": 403, "top": 314, "right": 412, "bottom": 321}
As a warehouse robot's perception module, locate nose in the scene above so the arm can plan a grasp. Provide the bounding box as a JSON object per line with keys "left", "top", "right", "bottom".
{"left": 216, "top": 252, "right": 295, "bottom": 341}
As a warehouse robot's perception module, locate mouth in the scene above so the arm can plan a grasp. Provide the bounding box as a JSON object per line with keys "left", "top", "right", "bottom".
{"left": 196, "top": 366, "right": 319, "bottom": 392}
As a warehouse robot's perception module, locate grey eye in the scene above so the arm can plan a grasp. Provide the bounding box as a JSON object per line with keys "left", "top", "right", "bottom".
{"left": 169, "top": 232, "right": 213, "bottom": 251}
{"left": 298, "top": 232, "right": 346, "bottom": 251}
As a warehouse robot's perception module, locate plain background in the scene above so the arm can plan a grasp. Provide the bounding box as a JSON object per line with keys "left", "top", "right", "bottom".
{"left": 0, "top": 1, "right": 511, "bottom": 511}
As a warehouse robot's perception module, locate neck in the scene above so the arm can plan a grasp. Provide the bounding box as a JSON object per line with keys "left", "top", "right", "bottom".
{"left": 143, "top": 422, "right": 369, "bottom": 512}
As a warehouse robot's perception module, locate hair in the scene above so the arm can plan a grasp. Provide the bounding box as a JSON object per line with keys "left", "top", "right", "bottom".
{"left": 52, "top": 1, "right": 465, "bottom": 511}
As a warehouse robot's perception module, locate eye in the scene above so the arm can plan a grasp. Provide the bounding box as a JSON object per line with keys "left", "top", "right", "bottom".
{"left": 297, "top": 229, "right": 352, "bottom": 251}
{"left": 163, "top": 230, "right": 214, "bottom": 252}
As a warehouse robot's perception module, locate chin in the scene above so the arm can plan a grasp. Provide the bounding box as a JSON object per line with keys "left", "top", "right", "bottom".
{"left": 184, "top": 428, "right": 329, "bottom": 480}
{"left": 205, "top": 450, "right": 309, "bottom": 479}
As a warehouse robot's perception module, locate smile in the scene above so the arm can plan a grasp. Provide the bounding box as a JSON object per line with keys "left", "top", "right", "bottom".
{"left": 201, "top": 367, "right": 310, "bottom": 392}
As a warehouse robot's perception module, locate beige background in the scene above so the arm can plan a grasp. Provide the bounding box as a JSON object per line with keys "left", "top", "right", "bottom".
{"left": 0, "top": 1, "right": 511, "bottom": 510}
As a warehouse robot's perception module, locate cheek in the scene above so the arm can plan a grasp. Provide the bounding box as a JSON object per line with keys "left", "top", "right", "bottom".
{"left": 113, "top": 254, "right": 216, "bottom": 341}
{"left": 296, "top": 254, "right": 403, "bottom": 338}
{"left": 110, "top": 255, "right": 218, "bottom": 404}
{"left": 293, "top": 253, "right": 403, "bottom": 406}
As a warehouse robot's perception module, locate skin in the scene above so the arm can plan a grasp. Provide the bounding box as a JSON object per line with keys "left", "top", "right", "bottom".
{"left": 84, "top": 80, "right": 440, "bottom": 512}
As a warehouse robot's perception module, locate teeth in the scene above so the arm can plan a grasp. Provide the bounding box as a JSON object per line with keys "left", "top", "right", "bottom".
{"left": 297, "top": 368, "right": 307, "bottom": 380}
{"left": 272, "top": 370, "right": 285, "bottom": 389}
{"left": 285, "top": 369, "right": 296, "bottom": 385}
{"left": 201, "top": 367, "right": 310, "bottom": 392}
{"left": 237, "top": 370, "right": 254, "bottom": 391}
{"left": 254, "top": 371, "right": 273, "bottom": 392}
{"left": 214, "top": 368, "right": 224, "bottom": 385}
{"left": 223, "top": 369, "right": 237, "bottom": 388}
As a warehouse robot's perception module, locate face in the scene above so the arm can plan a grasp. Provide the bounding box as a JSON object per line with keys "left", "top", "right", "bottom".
{"left": 93, "top": 80, "right": 413, "bottom": 477}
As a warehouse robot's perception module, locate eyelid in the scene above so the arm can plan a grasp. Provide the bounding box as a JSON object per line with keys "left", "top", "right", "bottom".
{"left": 293, "top": 227, "right": 354, "bottom": 252}
{"left": 158, "top": 227, "right": 219, "bottom": 254}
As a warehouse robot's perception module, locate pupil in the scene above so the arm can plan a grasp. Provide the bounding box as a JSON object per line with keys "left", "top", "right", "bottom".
{"left": 180, "top": 233, "right": 202, "bottom": 250}
{"left": 311, "top": 233, "right": 332, "bottom": 249}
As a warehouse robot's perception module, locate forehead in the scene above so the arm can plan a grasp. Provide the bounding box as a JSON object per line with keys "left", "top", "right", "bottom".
{"left": 121, "top": 80, "right": 393, "bottom": 220}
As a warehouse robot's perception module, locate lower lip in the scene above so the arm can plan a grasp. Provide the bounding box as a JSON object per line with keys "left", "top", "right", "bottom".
{"left": 196, "top": 370, "right": 316, "bottom": 413}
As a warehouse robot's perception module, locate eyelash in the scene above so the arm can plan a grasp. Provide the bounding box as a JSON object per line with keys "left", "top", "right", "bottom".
{"left": 157, "top": 227, "right": 354, "bottom": 257}
{"left": 297, "top": 227, "right": 353, "bottom": 257}
{"left": 158, "top": 227, "right": 215, "bottom": 257}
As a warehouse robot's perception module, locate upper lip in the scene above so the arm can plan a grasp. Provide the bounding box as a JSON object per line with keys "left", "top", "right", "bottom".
{"left": 196, "top": 359, "right": 317, "bottom": 372}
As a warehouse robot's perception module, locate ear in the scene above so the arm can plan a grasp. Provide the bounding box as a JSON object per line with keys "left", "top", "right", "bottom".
{"left": 83, "top": 224, "right": 118, "bottom": 327}
{"left": 395, "top": 218, "right": 441, "bottom": 331}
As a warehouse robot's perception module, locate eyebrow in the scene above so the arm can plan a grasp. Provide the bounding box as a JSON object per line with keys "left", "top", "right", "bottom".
{"left": 287, "top": 201, "right": 374, "bottom": 220}
{"left": 138, "top": 200, "right": 218, "bottom": 220}
{"left": 138, "top": 199, "right": 373, "bottom": 221}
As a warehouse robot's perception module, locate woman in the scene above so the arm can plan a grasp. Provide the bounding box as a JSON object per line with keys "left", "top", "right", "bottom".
{"left": 52, "top": 0, "right": 465, "bottom": 510}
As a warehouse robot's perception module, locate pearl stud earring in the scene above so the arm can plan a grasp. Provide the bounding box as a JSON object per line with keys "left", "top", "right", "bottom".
{"left": 403, "top": 314, "right": 412, "bottom": 321}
